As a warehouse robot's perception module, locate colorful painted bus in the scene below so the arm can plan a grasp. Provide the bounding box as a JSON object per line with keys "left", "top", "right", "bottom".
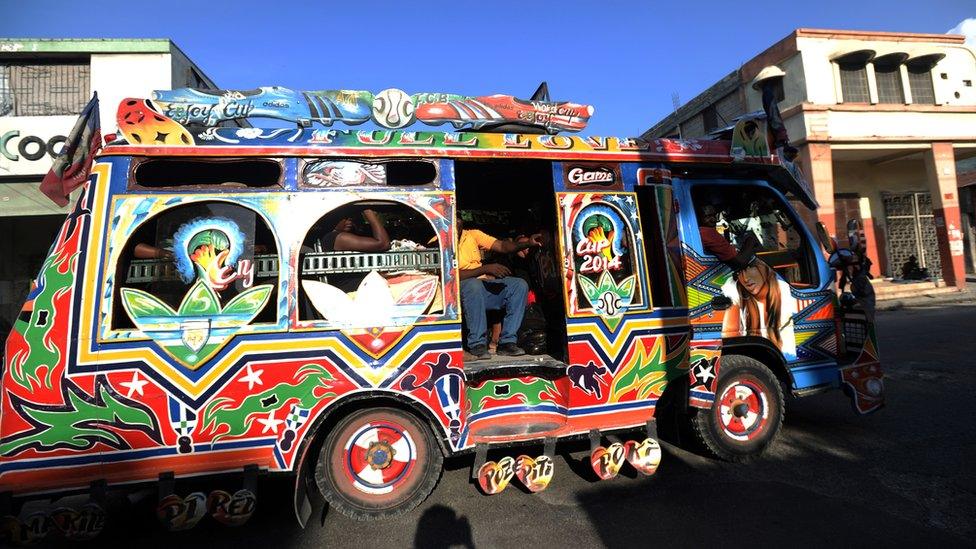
{"left": 0, "top": 85, "right": 883, "bottom": 541}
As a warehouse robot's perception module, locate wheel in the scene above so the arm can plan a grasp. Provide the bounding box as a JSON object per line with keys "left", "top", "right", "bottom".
{"left": 691, "top": 354, "right": 784, "bottom": 462}
{"left": 316, "top": 407, "right": 443, "bottom": 520}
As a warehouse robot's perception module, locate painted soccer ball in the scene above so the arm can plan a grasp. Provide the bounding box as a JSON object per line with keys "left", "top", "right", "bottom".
{"left": 372, "top": 88, "right": 415, "bottom": 129}
{"left": 597, "top": 291, "right": 623, "bottom": 316}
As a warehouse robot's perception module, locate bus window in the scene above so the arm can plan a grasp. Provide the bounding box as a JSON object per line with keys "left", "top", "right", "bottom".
{"left": 299, "top": 200, "right": 444, "bottom": 325}
{"left": 691, "top": 184, "right": 818, "bottom": 287}
{"left": 131, "top": 158, "right": 283, "bottom": 189}
{"left": 301, "top": 159, "right": 438, "bottom": 188}
{"left": 112, "top": 201, "right": 279, "bottom": 330}
{"left": 636, "top": 184, "right": 686, "bottom": 308}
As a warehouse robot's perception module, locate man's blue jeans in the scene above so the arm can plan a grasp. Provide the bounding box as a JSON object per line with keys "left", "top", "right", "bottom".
{"left": 460, "top": 276, "right": 528, "bottom": 349}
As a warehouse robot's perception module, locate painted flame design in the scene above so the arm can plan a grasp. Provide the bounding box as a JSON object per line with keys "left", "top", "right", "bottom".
{"left": 190, "top": 243, "right": 232, "bottom": 291}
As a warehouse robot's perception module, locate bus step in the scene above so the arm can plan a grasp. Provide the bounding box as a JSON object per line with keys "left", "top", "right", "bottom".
{"left": 463, "top": 354, "right": 567, "bottom": 385}
{"left": 464, "top": 358, "right": 570, "bottom": 445}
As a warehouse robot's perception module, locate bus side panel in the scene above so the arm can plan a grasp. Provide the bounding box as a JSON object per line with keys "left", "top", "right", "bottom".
{"left": 555, "top": 190, "right": 683, "bottom": 432}
{"left": 673, "top": 178, "right": 842, "bottom": 395}
{"left": 0, "top": 168, "right": 103, "bottom": 494}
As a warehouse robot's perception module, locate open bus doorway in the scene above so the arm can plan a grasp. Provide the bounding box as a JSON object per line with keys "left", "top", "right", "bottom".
{"left": 454, "top": 159, "right": 567, "bottom": 362}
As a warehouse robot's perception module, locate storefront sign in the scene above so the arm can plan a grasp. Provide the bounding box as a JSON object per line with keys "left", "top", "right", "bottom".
{"left": 1, "top": 131, "right": 67, "bottom": 161}
{"left": 0, "top": 115, "right": 76, "bottom": 177}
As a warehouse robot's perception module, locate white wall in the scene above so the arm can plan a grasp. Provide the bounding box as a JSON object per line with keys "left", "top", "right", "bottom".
{"left": 794, "top": 36, "right": 976, "bottom": 108}
{"left": 90, "top": 52, "right": 173, "bottom": 134}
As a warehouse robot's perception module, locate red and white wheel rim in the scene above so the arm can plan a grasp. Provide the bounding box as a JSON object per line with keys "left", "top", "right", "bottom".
{"left": 717, "top": 380, "right": 769, "bottom": 441}
{"left": 342, "top": 420, "right": 417, "bottom": 495}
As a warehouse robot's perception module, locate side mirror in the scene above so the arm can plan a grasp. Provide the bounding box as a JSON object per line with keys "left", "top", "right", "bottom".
{"left": 710, "top": 295, "right": 732, "bottom": 311}
{"left": 815, "top": 222, "right": 838, "bottom": 254}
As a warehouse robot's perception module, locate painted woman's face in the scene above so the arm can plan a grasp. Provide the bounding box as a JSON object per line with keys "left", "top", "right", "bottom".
{"left": 737, "top": 265, "right": 767, "bottom": 296}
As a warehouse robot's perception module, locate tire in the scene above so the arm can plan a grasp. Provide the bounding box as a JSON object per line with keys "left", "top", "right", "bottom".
{"left": 691, "top": 354, "right": 784, "bottom": 462}
{"left": 315, "top": 407, "right": 443, "bottom": 521}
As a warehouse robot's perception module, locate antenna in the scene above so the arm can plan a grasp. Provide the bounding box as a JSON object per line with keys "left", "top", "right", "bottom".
{"left": 671, "top": 92, "right": 682, "bottom": 139}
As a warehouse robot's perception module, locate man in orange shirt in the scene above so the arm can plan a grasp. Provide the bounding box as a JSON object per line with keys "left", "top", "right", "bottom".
{"left": 458, "top": 219, "right": 543, "bottom": 360}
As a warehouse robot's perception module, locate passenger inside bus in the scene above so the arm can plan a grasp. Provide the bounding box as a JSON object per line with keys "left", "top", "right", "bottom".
{"left": 454, "top": 159, "right": 567, "bottom": 363}
{"left": 318, "top": 207, "right": 391, "bottom": 253}
{"left": 697, "top": 202, "right": 759, "bottom": 271}
{"left": 457, "top": 218, "right": 543, "bottom": 360}
{"left": 692, "top": 185, "right": 816, "bottom": 287}
{"left": 299, "top": 201, "right": 444, "bottom": 322}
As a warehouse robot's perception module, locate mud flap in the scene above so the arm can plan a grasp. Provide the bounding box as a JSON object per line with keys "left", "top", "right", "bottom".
{"left": 293, "top": 444, "right": 324, "bottom": 527}
{"left": 840, "top": 363, "right": 885, "bottom": 414}
{"left": 624, "top": 420, "right": 662, "bottom": 476}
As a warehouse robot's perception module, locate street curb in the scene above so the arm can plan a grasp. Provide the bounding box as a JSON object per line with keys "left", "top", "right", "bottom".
{"left": 876, "top": 290, "right": 976, "bottom": 311}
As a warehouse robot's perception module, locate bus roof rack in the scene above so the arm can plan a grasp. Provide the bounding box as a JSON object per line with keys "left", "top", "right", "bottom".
{"left": 128, "top": 83, "right": 593, "bottom": 135}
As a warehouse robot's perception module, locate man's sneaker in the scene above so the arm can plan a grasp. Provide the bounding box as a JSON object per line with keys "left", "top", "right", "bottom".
{"left": 466, "top": 345, "right": 491, "bottom": 361}
{"left": 495, "top": 343, "right": 526, "bottom": 357}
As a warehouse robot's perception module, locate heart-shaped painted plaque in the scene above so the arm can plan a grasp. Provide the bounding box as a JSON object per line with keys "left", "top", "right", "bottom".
{"left": 208, "top": 489, "right": 257, "bottom": 527}
{"left": 625, "top": 438, "right": 662, "bottom": 476}
{"left": 590, "top": 442, "right": 626, "bottom": 480}
{"left": 477, "top": 456, "right": 515, "bottom": 495}
{"left": 515, "top": 454, "right": 555, "bottom": 493}
{"left": 157, "top": 492, "right": 207, "bottom": 531}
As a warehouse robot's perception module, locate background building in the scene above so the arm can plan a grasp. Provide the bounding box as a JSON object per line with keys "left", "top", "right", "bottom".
{"left": 643, "top": 28, "right": 976, "bottom": 289}
{"left": 0, "top": 38, "right": 217, "bottom": 325}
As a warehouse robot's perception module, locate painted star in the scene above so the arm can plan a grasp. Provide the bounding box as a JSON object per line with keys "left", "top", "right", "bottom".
{"left": 696, "top": 364, "right": 715, "bottom": 386}
{"left": 120, "top": 371, "right": 148, "bottom": 398}
{"left": 257, "top": 411, "right": 284, "bottom": 434}
{"left": 625, "top": 196, "right": 634, "bottom": 204}
{"left": 239, "top": 365, "right": 264, "bottom": 390}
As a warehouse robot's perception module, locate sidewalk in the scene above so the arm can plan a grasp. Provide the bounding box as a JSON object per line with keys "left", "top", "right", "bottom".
{"left": 875, "top": 275, "right": 976, "bottom": 311}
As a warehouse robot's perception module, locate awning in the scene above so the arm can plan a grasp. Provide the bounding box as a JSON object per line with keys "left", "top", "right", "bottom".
{"left": 0, "top": 181, "right": 73, "bottom": 217}
{"left": 829, "top": 49, "right": 875, "bottom": 64}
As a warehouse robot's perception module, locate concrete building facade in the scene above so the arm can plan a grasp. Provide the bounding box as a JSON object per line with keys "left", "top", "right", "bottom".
{"left": 0, "top": 38, "right": 217, "bottom": 325}
{"left": 643, "top": 28, "right": 976, "bottom": 288}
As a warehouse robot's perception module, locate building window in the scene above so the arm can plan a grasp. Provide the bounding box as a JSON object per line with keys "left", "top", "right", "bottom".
{"left": 907, "top": 64, "right": 936, "bottom": 104}
{"left": 839, "top": 62, "right": 870, "bottom": 103}
{"left": 874, "top": 63, "right": 904, "bottom": 104}
{"left": 0, "top": 65, "right": 11, "bottom": 116}
{"left": 702, "top": 105, "right": 719, "bottom": 132}
{"left": 2, "top": 62, "right": 91, "bottom": 116}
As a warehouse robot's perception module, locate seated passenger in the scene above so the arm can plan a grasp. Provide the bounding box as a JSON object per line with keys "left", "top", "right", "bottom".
{"left": 320, "top": 208, "right": 391, "bottom": 253}
{"left": 697, "top": 204, "right": 758, "bottom": 271}
{"left": 133, "top": 243, "right": 173, "bottom": 260}
{"left": 458, "top": 219, "right": 542, "bottom": 360}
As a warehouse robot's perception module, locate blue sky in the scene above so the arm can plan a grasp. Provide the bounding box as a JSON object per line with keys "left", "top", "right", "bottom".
{"left": 2, "top": 0, "right": 973, "bottom": 136}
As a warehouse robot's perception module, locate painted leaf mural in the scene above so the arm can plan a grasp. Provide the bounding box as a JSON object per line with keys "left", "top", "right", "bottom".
{"left": 0, "top": 377, "right": 162, "bottom": 457}
{"left": 200, "top": 364, "right": 336, "bottom": 443}
{"left": 121, "top": 281, "right": 273, "bottom": 369}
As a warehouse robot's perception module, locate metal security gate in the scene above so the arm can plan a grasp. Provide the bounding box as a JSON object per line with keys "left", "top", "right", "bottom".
{"left": 882, "top": 191, "right": 941, "bottom": 279}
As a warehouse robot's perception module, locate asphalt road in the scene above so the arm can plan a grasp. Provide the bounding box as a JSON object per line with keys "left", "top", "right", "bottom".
{"left": 32, "top": 302, "right": 976, "bottom": 548}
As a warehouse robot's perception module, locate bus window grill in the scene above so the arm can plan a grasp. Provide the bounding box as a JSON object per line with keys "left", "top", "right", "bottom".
{"left": 125, "top": 250, "right": 441, "bottom": 283}
{"left": 843, "top": 317, "right": 867, "bottom": 349}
